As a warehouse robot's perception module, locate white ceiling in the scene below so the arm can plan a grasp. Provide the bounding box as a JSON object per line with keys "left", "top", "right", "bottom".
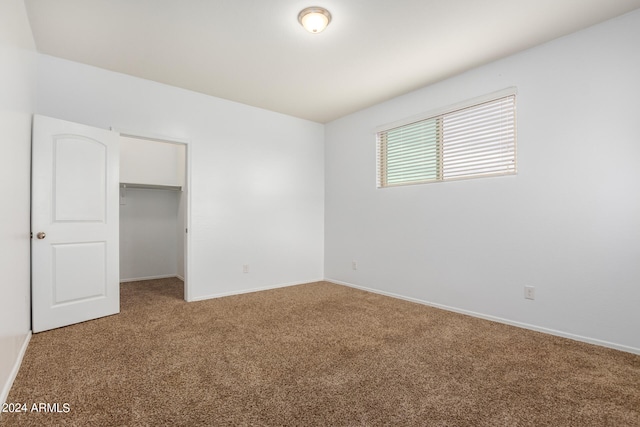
{"left": 24, "top": 0, "right": 640, "bottom": 123}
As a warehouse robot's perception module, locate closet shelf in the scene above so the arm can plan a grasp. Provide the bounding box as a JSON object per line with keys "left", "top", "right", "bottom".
{"left": 120, "top": 182, "right": 182, "bottom": 191}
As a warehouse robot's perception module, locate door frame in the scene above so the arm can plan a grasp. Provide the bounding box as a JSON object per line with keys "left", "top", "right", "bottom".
{"left": 116, "top": 129, "right": 192, "bottom": 302}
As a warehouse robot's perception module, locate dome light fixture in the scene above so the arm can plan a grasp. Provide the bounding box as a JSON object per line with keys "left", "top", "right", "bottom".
{"left": 298, "top": 6, "right": 332, "bottom": 34}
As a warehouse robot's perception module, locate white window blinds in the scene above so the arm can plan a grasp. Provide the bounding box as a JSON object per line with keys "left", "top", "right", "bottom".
{"left": 377, "top": 93, "right": 516, "bottom": 187}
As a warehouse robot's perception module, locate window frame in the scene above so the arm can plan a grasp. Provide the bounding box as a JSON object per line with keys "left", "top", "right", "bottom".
{"left": 376, "top": 87, "right": 517, "bottom": 188}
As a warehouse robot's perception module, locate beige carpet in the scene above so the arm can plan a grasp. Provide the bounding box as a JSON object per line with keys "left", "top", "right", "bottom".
{"left": 3, "top": 278, "right": 639, "bottom": 426}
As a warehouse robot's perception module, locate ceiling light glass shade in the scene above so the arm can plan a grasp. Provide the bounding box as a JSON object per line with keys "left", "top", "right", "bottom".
{"left": 298, "top": 7, "right": 332, "bottom": 33}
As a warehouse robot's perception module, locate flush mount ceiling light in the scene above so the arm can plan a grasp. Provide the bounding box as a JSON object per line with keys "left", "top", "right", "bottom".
{"left": 298, "top": 6, "right": 332, "bottom": 33}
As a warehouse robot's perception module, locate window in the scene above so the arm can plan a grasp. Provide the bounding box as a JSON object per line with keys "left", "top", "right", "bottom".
{"left": 377, "top": 92, "right": 516, "bottom": 187}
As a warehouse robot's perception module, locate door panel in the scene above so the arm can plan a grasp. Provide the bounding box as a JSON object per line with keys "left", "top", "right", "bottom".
{"left": 52, "top": 242, "right": 107, "bottom": 304}
{"left": 54, "top": 136, "right": 107, "bottom": 222}
{"left": 32, "top": 115, "right": 120, "bottom": 333}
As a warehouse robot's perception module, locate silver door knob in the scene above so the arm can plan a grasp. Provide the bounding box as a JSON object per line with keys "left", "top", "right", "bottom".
{"left": 37, "top": 232, "right": 46, "bottom": 239}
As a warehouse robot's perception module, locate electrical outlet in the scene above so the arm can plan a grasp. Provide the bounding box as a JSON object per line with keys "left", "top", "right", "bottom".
{"left": 524, "top": 286, "right": 535, "bottom": 300}
{"left": 243, "top": 264, "right": 249, "bottom": 274}
{"left": 352, "top": 261, "right": 357, "bottom": 270}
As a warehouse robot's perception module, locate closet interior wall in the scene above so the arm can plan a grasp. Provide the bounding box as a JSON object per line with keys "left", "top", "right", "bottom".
{"left": 119, "top": 136, "right": 186, "bottom": 282}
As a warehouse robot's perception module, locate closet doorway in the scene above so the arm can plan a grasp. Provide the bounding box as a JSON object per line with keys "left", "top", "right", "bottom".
{"left": 118, "top": 135, "right": 189, "bottom": 301}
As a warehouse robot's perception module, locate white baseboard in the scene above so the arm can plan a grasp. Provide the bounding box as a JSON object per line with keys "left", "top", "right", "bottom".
{"left": 0, "top": 332, "right": 31, "bottom": 409}
{"left": 326, "top": 278, "right": 640, "bottom": 356}
{"left": 190, "top": 278, "right": 323, "bottom": 302}
{"left": 120, "top": 274, "right": 180, "bottom": 283}
{"left": 176, "top": 275, "right": 185, "bottom": 282}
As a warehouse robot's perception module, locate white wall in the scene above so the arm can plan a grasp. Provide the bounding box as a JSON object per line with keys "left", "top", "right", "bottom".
{"left": 120, "top": 136, "right": 185, "bottom": 188}
{"left": 177, "top": 190, "right": 186, "bottom": 279}
{"left": 36, "top": 55, "right": 325, "bottom": 300}
{"left": 325, "top": 10, "right": 640, "bottom": 353}
{"left": 119, "top": 188, "right": 181, "bottom": 281}
{"left": 0, "top": 0, "right": 36, "bottom": 406}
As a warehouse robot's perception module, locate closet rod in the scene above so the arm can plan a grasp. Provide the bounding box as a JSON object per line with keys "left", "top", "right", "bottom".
{"left": 120, "top": 183, "right": 182, "bottom": 191}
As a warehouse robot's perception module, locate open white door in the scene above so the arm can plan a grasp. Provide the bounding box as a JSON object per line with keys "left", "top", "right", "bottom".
{"left": 32, "top": 115, "right": 120, "bottom": 333}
